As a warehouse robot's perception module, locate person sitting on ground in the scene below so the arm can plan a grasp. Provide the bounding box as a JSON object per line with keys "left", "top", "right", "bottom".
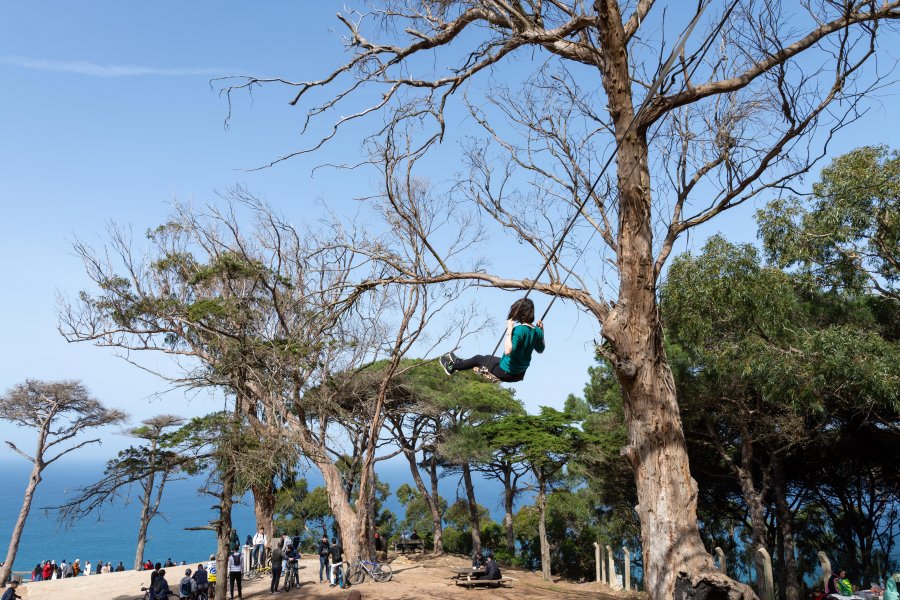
{"left": 73, "top": 559, "right": 81, "bottom": 576}
{"left": 153, "top": 568, "right": 172, "bottom": 599}
{"left": 440, "top": 298, "right": 545, "bottom": 383}
{"left": 1, "top": 580, "right": 21, "bottom": 600}
{"left": 165, "top": 558, "right": 175, "bottom": 568}
{"left": 329, "top": 538, "right": 344, "bottom": 588}
{"left": 192, "top": 564, "right": 208, "bottom": 597}
{"left": 884, "top": 573, "right": 899, "bottom": 600}
{"left": 478, "top": 551, "right": 501, "bottom": 581}
{"left": 827, "top": 570, "right": 853, "bottom": 596}
{"left": 63, "top": 560, "right": 75, "bottom": 578}
{"left": 179, "top": 568, "right": 197, "bottom": 600}
{"left": 116, "top": 561, "right": 125, "bottom": 572}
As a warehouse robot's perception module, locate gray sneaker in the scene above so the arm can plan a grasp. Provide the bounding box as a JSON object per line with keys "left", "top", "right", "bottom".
{"left": 439, "top": 353, "right": 455, "bottom": 376}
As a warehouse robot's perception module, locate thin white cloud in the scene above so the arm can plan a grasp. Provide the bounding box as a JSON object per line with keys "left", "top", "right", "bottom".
{"left": 1, "top": 55, "right": 232, "bottom": 77}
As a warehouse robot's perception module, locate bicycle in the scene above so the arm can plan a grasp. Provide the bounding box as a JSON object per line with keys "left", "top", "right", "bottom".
{"left": 347, "top": 557, "right": 392, "bottom": 584}
{"left": 243, "top": 548, "right": 271, "bottom": 580}
{"left": 282, "top": 559, "right": 300, "bottom": 591}
{"left": 243, "top": 562, "right": 271, "bottom": 580}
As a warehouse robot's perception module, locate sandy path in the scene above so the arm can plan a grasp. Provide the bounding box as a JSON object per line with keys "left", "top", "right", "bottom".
{"left": 12, "top": 554, "right": 637, "bottom": 600}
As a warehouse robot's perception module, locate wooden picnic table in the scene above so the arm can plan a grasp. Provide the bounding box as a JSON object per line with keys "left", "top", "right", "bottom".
{"left": 395, "top": 539, "right": 425, "bottom": 553}
{"left": 451, "top": 567, "right": 486, "bottom": 578}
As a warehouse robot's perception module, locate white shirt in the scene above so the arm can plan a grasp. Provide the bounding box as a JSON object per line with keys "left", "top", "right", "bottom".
{"left": 253, "top": 532, "right": 267, "bottom": 545}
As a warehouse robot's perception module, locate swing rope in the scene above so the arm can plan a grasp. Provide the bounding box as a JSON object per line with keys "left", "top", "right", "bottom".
{"left": 490, "top": 0, "right": 714, "bottom": 357}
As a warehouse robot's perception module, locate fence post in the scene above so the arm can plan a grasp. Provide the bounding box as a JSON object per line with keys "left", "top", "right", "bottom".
{"left": 601, "top": 544, "right": 607, "bottom": 584}
{"left": 622, "top": 546, "right": 631, "bottom": 591}
{"left": 715, "top": 546, "right": 727, "bottom": 575}
{"left": 756, "top": 546, "right": 775, "bottom": 600}
{"left": 606, "top": 544, "right": 620, "bottom": 590}
{"left": 818, "top": 551, "right": 832, "bottom": 592}
{"left": 594, "top": 542, "right": 601, "bottom": 583}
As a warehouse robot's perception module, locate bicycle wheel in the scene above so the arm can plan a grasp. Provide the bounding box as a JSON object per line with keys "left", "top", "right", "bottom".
{"left": 373, "top": 563, "right": 393, "bottom": 582}
{"left": 348, "top": 564, "right": 365, "bottom": 585}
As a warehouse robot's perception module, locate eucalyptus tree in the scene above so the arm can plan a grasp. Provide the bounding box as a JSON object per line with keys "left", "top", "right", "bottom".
{"left": 221, "top": 2, "right": 900, "bottom": 597}
{"left": 0, "top": 380, "right": 126, "bottom": 584}
{"left": 759, "top": 146, "right": 900, "bottom": 302}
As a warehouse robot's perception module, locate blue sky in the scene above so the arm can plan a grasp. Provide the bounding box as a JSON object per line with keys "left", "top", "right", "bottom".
{"left": 1, "top": 2, "right": 899, "bottom": 460}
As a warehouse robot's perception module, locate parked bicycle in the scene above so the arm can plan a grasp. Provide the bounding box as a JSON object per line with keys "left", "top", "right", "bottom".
{"left": 243, "top": 562, "right": 271, "bottom": 580}
{"left": 347, "top": 557, "right": 392, "bottom": 584}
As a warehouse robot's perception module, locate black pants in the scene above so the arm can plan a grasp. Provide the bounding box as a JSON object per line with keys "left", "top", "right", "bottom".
{"left": 453, "top": 355, "right": 524, "bottom": 382}
{"left": 270, "top": 565, "right": 282, "bottom": 592}
{"left": 229, "top": 571, "right": 242, "bottom": 598}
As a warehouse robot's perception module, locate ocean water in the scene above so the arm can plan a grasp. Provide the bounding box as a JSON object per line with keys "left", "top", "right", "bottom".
{"left": 0, "top": 458, "right": 506, "bottom": 574}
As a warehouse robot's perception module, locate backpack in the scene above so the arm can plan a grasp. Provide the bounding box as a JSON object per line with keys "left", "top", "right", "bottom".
{"left": 180, "top": 579, "right": 192, "bottom": 597}
{"left": 232, "top": 552, "right": 241, "bottom": 567}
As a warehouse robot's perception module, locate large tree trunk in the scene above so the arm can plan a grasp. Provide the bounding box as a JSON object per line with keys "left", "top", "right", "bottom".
{"left": 215, "top": 463, "right": 235, "bottom": 600}
{"left": 595, "top": 3, "right": 755, "bottom": 599}
{"left": 252, "top": 478, "right": 277, "bottom": 543}
{"left": 404, "top": 446, "right": 444, "bottom": 554}
{"left": 0, "top": 462, "right": 42, "bottom": 585}
{"left": 772, "top": 461, "right": 801, "bottom": 600}
{"left": 133, "top": 468, "right": 157, "bottom": 570}
{"left": 502, "top": 465, "right": 516, "bottom": 557}
{"left": 461, "top": 463, "right": 482, "bottom": 553}
{"left": 537, "top": 475, "right": 551, "bottom": 582}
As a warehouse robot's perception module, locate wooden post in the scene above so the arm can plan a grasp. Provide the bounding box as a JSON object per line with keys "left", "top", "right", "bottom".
{"left": 818, "top": 551, "right": 832, "bottom": 592}
{"left": 622, "top": 546, "right": 631, "bottom": 591}
{"left": 715, "top": 546, "right": 727, "bottom": 575}
{"left": 606, "top": 544, "right": 620, "bottom": 590}
{"left": 601, "top": 544, "right": 607, "bottom": 584}
{"left": 757, "top": 546, "right": 775, "bottom": 600}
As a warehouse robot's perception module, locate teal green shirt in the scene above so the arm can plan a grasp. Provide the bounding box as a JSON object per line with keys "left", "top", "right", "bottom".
{"left": 498, "top": 324, "right": 545, "bottom": 375}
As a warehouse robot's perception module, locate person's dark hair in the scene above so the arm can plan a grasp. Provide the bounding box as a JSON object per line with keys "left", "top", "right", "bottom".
{"left": 507, "top": 298, "right": 535, "bottom": 323}
{"left": 185, "top": 568, "right": 192, "bottom": 575}
{"left": 159, "top": 569, "right": 166, "bottom": 576}
{"left": 155, "top": 563, "right": 162, "bottom": 570}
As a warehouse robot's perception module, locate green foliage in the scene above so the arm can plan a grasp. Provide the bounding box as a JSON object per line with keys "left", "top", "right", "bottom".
{"left": 758, "top": 145, "right": 900, "bottom": 299}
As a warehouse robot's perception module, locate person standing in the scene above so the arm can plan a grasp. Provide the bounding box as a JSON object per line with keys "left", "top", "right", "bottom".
{"left": 95, "top": 560, "right": 103, "bottom": 575}
{"left": 328, "top": 538, "right": 343, "bottom": 588}
{"left": 63, "top": 560, "right": 75, "bottom": 578}
{"left": 251, "top": 528, "right": 266, "bottom": 569}
{"left": 84, "top": 560, "right": 91, "bottom": 577}
{"left": 227, "top": 548, "right": 243, "bottom": 599}
{"left": 73, "top": 559, "right": 81, "bottom": 576}
{"left": 269, "top": 545, "right": 283, "bottom": 594}
{"left": 317, "top": 534, "right": 330, "bottom": 583}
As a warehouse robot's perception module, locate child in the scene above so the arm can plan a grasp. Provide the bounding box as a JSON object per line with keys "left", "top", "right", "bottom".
{"left": 440, "top": 298, "right": 545, "bottom": 382}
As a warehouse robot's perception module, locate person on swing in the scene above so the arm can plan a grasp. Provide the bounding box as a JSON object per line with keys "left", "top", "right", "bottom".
{"left": 440, "top": 298, "right": 545, "bottom": 382}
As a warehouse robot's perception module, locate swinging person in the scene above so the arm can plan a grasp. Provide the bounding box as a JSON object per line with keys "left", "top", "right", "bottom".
{"left": 440, "top": 298, "right": 545, "bottom": 382}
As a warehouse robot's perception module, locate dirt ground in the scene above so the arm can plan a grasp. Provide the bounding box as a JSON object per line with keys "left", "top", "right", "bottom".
{"left": 12, "top": 553, "right": 639, "bottom": 600}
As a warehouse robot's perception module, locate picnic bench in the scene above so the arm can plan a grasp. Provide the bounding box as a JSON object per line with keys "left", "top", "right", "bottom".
{"left": 451, "top": 567, "right": 513, "bottom": 589}
{"left": 395, "top": 539, "right": 425, "bottom": 553}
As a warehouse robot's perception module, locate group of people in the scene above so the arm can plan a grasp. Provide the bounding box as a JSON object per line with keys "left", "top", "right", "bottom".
{"left": 825, "top": 569, "right": 900, "bottom": 600}
{"left": 31, "top": 558, "right": 124, "bottom": 580}
{"left": 315, "top": 533, "right": 345, "bottom": 588}
{"left": 145, "top": 560, "right": 213, "bottom": 600}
